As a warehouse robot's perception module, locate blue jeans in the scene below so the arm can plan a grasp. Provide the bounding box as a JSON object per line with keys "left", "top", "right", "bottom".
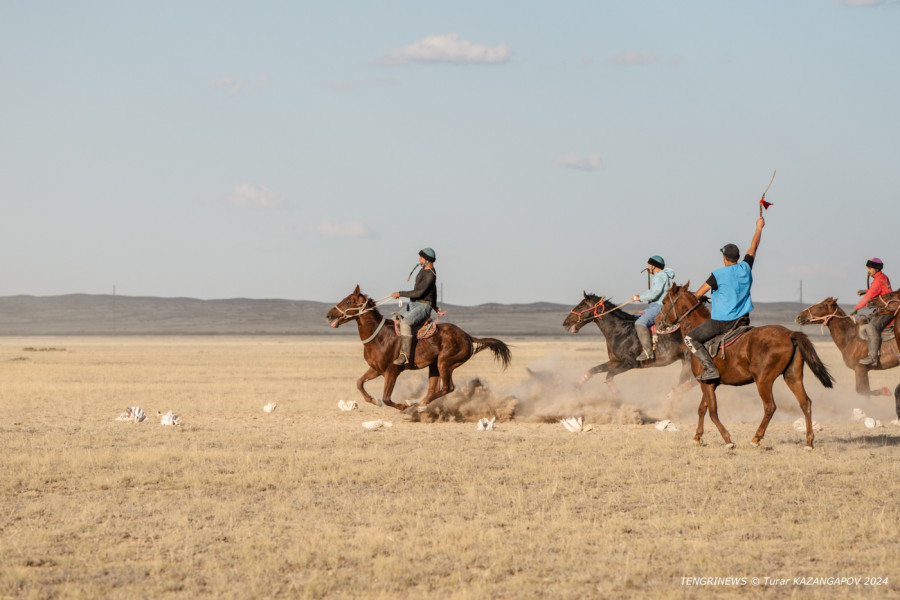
{"left": 635, "top": 302, "right": 662, "bottom": 328}
{"left": 400, "top": 301, "right": 432, "bottom": 328}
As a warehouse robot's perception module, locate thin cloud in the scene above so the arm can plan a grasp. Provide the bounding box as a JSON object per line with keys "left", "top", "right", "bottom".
{"left": 318, "top": 77, "right": 399, "bottom": 93}
{"left": 608, "top": 50, "right": 662, "bottom": 66}
{"left": 277, "top": 220, "right": 380, "bottom": 240}
{"left": 211, "top": 74, "right": 271, "bottom": 96}
{"left": 225, "top": 183, "right": 286, "bottom": 209}
{"left": 376, "top": 33, "right": 512, "bottom": 66}
{"left": 553, "top": 152, "right": 603, "bottom": 172}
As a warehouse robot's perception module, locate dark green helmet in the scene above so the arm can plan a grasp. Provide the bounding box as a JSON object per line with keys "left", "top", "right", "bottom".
{"left": 419, "top": 247, "right": 436, "bottom": 262}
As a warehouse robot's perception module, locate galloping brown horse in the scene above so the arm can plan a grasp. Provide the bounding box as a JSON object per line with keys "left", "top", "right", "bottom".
{"left": 795, "top": 297, "right": 898, "bottom": 396}
{"left": 326, "top": 286, "right": 511, "bottom": 411}
{"left": 658, "top": 283, "right": 834, "bottom": 449}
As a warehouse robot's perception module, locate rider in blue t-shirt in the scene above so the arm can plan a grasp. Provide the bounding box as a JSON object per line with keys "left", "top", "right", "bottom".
{"left": 684, "top": 216, "right": 765, "bottom": 381}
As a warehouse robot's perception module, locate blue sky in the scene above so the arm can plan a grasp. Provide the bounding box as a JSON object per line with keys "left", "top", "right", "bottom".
{"left": 2, "top": 1, "right": 898, "bottom": 306}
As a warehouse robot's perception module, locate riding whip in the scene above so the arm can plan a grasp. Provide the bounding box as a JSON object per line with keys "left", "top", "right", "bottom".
{"left": 759, "top": 170, "right": 776, "bottom": 216}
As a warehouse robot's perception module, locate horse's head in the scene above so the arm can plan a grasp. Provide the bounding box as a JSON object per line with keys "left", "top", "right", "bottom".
{"left": 563, "top": 291, "right": 608, "bottom": 333}
{"left": 867, "top": 290, "right": 900, "bottom": 315}
{"left": 795, "top": 297, "right": 841, "bottom": 326}
{"left": 325, "top": 285, "right": 373, "bottom": 328}
{"left": 657, "top": 281, "right": 696, "bottom": 332}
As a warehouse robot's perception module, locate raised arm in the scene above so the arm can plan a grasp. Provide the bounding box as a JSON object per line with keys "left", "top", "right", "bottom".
{"left": 747, "top": 216, "right": 765, "bottom": 258}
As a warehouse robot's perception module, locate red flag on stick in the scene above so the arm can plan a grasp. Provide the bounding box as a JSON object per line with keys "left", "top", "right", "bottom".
{"left": 759, "top": 170, "right": 776, "bottom": 216}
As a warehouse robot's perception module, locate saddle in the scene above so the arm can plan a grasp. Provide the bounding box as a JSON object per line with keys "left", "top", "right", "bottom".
{"left": 855, "top": 316, "right": 896, "bottom": 343}
{"left": 391, "top": 316, "right": 439, "bottom": 340}
{"left": 705, "top": 326, "right": 754, "bottom": 359}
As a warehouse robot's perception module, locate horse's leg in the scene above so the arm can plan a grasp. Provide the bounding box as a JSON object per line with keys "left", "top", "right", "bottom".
{"left": 356, "top": 367, "right": 383, "bottom": 406}
{"left": 579, "top": 361, "right": 618, "bottom": 386}
{"left": 379, "top": 366, "right": 406, "bottom": 411}
{"left": 783, "top": 358, "right": 815, "bottom": 450}
{"left": 415, "top": 362, "right": 440, "bottom": 406}
{"left": 750, "top": 375, "right": 779, "bottom": 448}
{"left": 854, "top": 365, "right": 876, "bottom": 396}
{"left": 694, "top": 385, "right": 709, "bottom": 445}
{"left": 704, "top": 384, "right": 734, "bottom": 448}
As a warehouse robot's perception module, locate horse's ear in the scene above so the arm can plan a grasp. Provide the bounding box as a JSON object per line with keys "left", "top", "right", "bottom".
{"left": 583, "top": 291, "right": 589, "bottom": 299}
{"left": 353, "top": 284, "right": 361, "bottom": 295}
{"left": 684, "top": 280, "right": 691, "bottom": 292}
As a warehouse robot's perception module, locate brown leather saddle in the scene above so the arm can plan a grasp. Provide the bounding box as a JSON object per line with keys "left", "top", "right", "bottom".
{"left": 705, "top": 326, "right": 754, "bottom": 359}
{"left": 392, "top": 318, "right": 439, "bottom": 340}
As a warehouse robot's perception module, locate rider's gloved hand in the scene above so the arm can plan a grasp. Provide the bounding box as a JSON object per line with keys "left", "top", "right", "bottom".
{"left": 857, "top": 290, "right": 866, "bottom": 296}
{"left": 849, "top": 308, "right": 857, "bottom": 315}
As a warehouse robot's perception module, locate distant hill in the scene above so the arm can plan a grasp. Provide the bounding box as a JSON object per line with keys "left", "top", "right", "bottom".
{"left": 0, "top": 294, "right": 825, "bottom": 337}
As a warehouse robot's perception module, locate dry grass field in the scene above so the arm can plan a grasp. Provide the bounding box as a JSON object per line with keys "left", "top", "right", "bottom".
{"left": 1, "top": 336, "right": 899, "bottom": 599}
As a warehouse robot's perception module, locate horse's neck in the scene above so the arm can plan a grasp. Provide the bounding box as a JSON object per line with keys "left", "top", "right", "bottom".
{"left": 680, "top": 304, "right": 710, "bottom": 336}
{"left": 356, "top": 310, "right": 384, "bottom": 340}
{"left": 593, "top": 311, "right": 629, "bottom": 336}
{"left": 826, "top": 313, "right": 858, "bottom": 350}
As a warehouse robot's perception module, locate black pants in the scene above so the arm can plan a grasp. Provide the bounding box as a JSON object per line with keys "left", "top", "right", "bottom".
{"left": 686, "top": 315, "right": 750, "bottom": 345}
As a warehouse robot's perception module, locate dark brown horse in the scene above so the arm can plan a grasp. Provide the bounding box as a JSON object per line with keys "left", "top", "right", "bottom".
{"left": 659, "top": 283, "right": 834, "bottom": 449}
{"left": 795, "top": 297, "right": 898, "bottom": 396}
{"left": 326, "top": 286, "right": 511, "bottom": 411}
{"left": 562, "top": 293, "right": 694, "bottom": 395}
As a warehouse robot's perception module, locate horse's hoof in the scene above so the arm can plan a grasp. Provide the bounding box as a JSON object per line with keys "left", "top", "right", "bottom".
{"left": 404, "top": 398, "right": 419, "bottom": 407}
{"left": 416, "top": 405, "right": 428, "bottom": 413}
{"left": 692, "top": 439, "right": 702, "bottom": 446}
{"left": 804, "top": 445, "right": 814, "bottom": 452}
{"left": 750, "top": 441, "right": 760, "bottom": 448}
{"left": 724, "top": 443, "right": 735, "bottom": 450}
{"left": 376, "top": 398, "right": 384, "bottom": 407}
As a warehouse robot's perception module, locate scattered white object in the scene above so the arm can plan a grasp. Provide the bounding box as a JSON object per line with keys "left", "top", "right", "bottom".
{"left": 890, "top": 419, "right": 900, "bottom": 427}
{"left": 337, "top": 400, "right": 358, "bottom": 412}
{"left": 160, "top": 410, "right": 183, "bottom": 426}
{"left": 851, "top": 408, "right": 867, "bottom": 422}
{"left": 654, "top": 420, "right": 679, "bottom": 432}
{"left": 864, "top": 417, "right": 883, "bottom": 429}
{"left": 477, "top": 417, "right": 496, "bottom": 431}
{"left": 560, "top": 417, "right": 583, "bottom": 433}
{"left": 116, "top": 406, "right": 146, "bottom": 423}
{"left": 792, "top": 418, "right": 822, "bottom": 432}
{"left": 263, "top": 402, "right": 277, "bottom": 414}
{"left": 362, "top": 419, "right": 392, "bottom": 430}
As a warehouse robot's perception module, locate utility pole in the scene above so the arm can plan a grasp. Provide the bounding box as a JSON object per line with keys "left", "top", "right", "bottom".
{"left": 799, "top": 280, "right": 803, "bottom": 305}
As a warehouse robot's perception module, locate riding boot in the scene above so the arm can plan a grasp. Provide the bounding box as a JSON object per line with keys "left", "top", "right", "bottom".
{"left": 635, "top": 325, "right": 654, "bottom": 361}
{"left": 393, "top": 334, "right": 412, "bottom": 366}
{"left": 685, "top": 335, "right": 720, "bottom": 381}
{"left": 859, "top": 326, "right": 880, "bottom": 367}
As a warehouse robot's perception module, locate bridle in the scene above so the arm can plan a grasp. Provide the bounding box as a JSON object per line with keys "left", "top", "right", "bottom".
{"left": 568, "top": 296, "right": 616, "bottom": 330}
{"left": 870, "top": 294, "right": 900, "bottom": 314}
{"left": 658, "top": 289, "right": 703, "bottom": 334}
{"left": 798, "top": 304, "right": 852, "bottom": 334}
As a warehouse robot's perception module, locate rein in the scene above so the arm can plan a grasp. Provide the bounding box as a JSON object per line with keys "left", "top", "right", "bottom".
{"left": 330, "top": 295, "right": 393, "bottom": 320}
{"left": 569, "top": 297, "right": 633, "bottom": 326}
{"left": 800, "top": 305, "right": 853, "bottom": 335}
{"left": 871, "top": 295, "right": 900, "bottom": 314}
{"left": 658, "top": 290, "right": 704, "bottom": 334}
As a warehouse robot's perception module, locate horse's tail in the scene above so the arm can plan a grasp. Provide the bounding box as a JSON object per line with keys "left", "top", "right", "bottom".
{"left": 791, "top": 331, "right": 834, "bottom": 389}
{"left": 471, "top": 337, "right": 512, "bottom": 370}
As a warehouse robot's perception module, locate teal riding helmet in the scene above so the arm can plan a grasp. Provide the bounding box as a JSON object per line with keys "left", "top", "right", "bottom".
{"left": 648, "top": 255, "right": 665, "bottom": 269}
{"left": 419, "top": 247, "right": 436, "bottom": 262}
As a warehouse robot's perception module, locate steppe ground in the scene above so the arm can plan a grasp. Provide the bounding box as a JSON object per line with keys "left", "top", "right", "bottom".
{"left": 1, "top": 336, "right": 899, "bottom": 599}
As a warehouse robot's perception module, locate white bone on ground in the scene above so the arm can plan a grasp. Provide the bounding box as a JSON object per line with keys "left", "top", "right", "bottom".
{"left": 263, "top": 402, "right": 277, "bottom": 413}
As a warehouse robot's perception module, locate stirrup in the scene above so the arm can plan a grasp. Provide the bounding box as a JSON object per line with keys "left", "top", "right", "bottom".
{"left": 859, "top": 355, "right": 878, "bottom": 367}
{"left": 637, "top": 350, "right": 653, "bottom": 361}
{"left": 393, "top": 353, "right": 409, "bottom": 366}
